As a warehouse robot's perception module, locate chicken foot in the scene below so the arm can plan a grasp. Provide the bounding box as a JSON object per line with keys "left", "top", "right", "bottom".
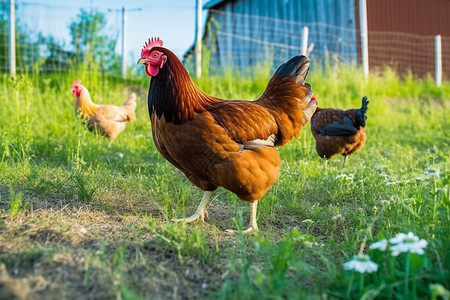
{"left": 173, "top": 191, "right": 212, "bottom": 223}
{"left": 225, "top": 201, "right": 258, "bottom": 234}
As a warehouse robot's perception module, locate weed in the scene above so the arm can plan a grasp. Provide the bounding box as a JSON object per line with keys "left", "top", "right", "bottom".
{"left": 69, "top": 171, "right": 97, "bottom": 202}
{"left": 8, "top": 187, "right": 28, "bottom": 217}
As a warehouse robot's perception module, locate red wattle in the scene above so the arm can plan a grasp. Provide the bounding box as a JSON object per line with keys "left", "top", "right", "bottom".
{"left": 149, "top": 64, "right": 160, "bottom": 76}
{"left": 145, "top": 64, "right": 159, "bottom": 77}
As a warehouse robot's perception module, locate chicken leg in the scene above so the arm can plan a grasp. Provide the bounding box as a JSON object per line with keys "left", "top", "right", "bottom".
{"left": 322, "top": 155, "right": 328, "bottom": 168}
{"left": 174, "top": 191, "right": 212, "bottom": 223}
{"left": 343, "top": 155, "right": 349, "bottom": 167}
{"left": 225, "top": 201, "right": 258, "bottom": 234}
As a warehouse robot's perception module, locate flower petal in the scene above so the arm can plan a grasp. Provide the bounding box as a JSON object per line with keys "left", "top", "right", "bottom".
{"left": 369, "top": 239, "right": 388, "bottom": 251}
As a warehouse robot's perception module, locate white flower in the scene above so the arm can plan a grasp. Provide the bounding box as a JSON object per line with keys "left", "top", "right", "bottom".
{"left": 416, "top": 169, "right": 441, "bottom": 181}
{"left": 332, "top": 214, "right": 343, "bottom": 220}
{"left": 293, "top": 236, "right": 306, "bottom": 242}
{"left": 369, "top": 239, "right": 388, "bottom": 251}
{"left": 301, "top": 219, "right": 315, "bottom": 225}
{"left": 117, "top": 152, "right": 124, "bottom": 158}
{"left": 386, "top": 180, "right": 411, "bottom": 186}
{"left": 343, "top": 254, "right": 378, "bottom": 273}
{"left": 423, "top": 168, "right": 441, "bottom": 177}
{"left": 389, "top": 232, "right": 428, "bottom": 256}
{"left": 379, "top": 173, "right": 390, "bottom": 179}
{"left": 386, "top": 180, "right": 401, "bottom": 186}
{"left": 435, "top": 187, "right": 448, "bottom": 193}
{"left": 336, "top": 173, "right": 354, "bottom": 180}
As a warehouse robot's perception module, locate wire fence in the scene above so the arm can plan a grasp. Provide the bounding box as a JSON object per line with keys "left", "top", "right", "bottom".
{"left": 367, "top": 31, "right": 450, "bottom": 79}
{"left": 0, "top": 1, "right": 448, "bottom": 82}
{"left": 184, "top": 9, "right": 448, "bottom": 82}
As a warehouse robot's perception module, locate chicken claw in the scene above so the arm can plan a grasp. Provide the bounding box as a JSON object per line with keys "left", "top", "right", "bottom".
{"left": 224, "top": 226, "right": 258, "bottom": 234}
{"left": 173, "top": 191, "right": 212, "bottom": 223}
{"left": 173, "top": 208, "right": 209, "bottom": 223}
{"left": 224, "top": 201, "right": 259, "bottom": 234}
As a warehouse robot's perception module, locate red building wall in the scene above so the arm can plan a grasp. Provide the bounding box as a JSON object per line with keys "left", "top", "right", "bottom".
{"left": 355, "top": 0, "right": 450, "bottom": 79}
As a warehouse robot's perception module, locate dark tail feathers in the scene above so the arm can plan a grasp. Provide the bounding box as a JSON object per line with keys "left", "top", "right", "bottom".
{"left": 274, "top": 55, "right": 310, "bottom": 85}
{"left": 356, "top": 96, "right": 369, "bottom": 127}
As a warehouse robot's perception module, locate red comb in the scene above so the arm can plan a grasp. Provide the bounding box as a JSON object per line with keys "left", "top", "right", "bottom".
{"left": 311, "top": 96, "right": 317, "bottom": 101}
{"left": 141, "top": 37, "right": 164, "bottom": 57}
{"left": 72, "top": 79, "right": 81, "bottom": 88}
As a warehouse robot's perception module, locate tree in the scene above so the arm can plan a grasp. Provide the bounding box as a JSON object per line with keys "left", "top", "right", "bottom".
{"left": 0, "top": 5, "right": 120, "bottom": 74}
{"left": 69, "top": 9, "right": 120, "bottom": 73}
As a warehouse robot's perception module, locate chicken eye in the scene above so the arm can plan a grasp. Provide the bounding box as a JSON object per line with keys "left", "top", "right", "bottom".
{"left": 152, "top": 53, "right": 158, "bottom": 58}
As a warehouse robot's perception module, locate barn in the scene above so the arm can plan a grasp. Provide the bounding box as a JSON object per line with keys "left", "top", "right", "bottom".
{"left": 184, "top": 0, "right": 450, "bottom": 79}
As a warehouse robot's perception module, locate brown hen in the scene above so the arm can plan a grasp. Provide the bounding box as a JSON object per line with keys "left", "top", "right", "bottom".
{"left": 71, "top": 79, "right": 137, "bottom": 144}
{"left": 311, "top": 96, "right": 369, "bottom": 167}
{"left": 137, "top": 37, "right": 316, "bottom": 233}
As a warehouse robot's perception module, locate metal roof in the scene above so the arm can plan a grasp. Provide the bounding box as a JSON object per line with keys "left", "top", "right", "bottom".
{"left": 203, "top": 0, "right": 226, "bottom": 9}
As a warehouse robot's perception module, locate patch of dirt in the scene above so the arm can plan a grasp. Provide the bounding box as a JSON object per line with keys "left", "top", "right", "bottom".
{"left": 0, "top": 197, "right": 233, "bottom": 300}
{"left": 0, "top": 264, "right": 49, "bottom": 300}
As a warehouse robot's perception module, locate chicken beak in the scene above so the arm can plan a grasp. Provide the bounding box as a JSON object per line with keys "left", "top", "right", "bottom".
{"left": 137, "top": 58, "right": 149, "bottom": 65}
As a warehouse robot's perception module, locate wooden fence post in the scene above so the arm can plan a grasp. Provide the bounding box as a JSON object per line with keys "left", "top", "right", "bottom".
{"left": 359, "top": 0, "right": 369, "bottom": 79}
{"left": 195, "top": 0, "right": 202, "bottom": 78}
{"left": 301, "top": 26, "right": 309, "bottom": 56}
{"left": 435, "top": 35, "right": 442, "bottom": 87}
{"left": 121, "top": 6, "right": 127, "bottom": 78}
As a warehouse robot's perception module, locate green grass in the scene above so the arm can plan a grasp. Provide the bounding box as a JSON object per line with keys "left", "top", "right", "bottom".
{"left": 0, "top": 64, "right": 449, "bottom": 299}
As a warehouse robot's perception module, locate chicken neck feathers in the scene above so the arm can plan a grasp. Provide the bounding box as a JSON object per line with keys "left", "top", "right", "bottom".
{"left": 75, "top": 87, "right": 99, "bottom": 117}
{"left": 148, "top": 47, "right": 220, "bottom": 125}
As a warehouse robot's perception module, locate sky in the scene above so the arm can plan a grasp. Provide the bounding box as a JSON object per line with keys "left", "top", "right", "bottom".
{"left": 17, "top": 0, "right": 206, "bottom": 64}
